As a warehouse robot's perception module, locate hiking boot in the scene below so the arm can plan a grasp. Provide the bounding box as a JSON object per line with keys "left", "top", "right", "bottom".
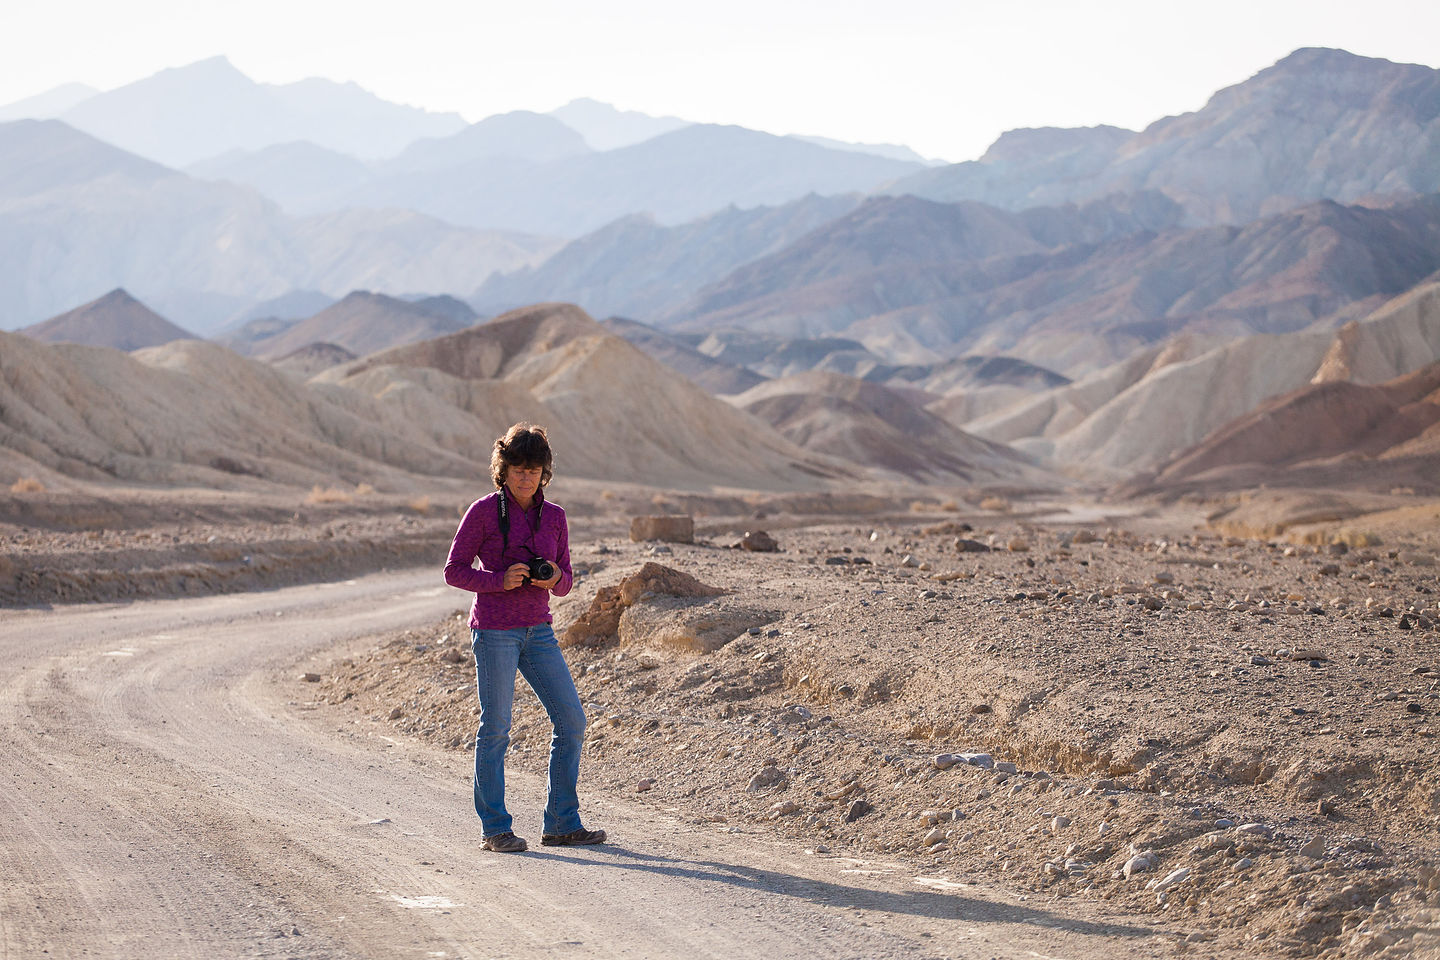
{"left": 540, "top": 827, "right": 607, "bottom": 846}
{"left": 482, "top": 831, "right": 528, "bottom": 853}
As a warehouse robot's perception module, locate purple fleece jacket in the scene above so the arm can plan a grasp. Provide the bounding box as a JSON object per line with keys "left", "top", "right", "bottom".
{"left": 443, "top": 487, "right": 573, "bottom": 630}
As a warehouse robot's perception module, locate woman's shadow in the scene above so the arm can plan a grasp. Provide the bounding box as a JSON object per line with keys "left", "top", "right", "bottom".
{"left": 529, "top": 840, "right": 1169, "bottom": 939}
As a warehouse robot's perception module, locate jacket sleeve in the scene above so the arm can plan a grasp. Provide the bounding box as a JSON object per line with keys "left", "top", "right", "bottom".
{"left": 549, "top": 512, "right": 574, "bottom": 598}
{"left": 444, "top": 499, "right": 507, "bottom": 594}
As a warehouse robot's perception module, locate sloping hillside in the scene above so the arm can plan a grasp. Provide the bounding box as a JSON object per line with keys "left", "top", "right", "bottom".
{"left": 320, "top": 303, "right": 868, "bottom": 490}
{"left": 966, "top": 283, "right": 1440, "bottom": 477}
{"left": 731, "top": 371, "right": 1039, "bottom": 484}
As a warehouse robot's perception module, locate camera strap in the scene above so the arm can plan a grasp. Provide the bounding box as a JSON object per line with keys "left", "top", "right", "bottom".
{"left": 495, "top": 487, "right": 541, "bottom": 555}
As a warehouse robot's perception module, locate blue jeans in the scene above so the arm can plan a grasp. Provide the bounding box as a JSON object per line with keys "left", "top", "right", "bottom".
{"left": 471, "top": 624, "right": 587, "bottom": 837}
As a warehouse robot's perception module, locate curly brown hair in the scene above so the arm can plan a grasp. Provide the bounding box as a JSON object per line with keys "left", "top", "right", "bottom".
{"left": 490, "top": 422, "right": 554, "bottom": 489}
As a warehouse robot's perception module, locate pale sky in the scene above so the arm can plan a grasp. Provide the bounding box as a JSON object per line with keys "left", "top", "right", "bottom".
{"left": 3, "top": 0, "right": 1439, "bottom": 162}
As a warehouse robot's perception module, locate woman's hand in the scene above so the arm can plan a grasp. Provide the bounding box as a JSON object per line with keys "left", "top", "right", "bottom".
{"left": 532, "top": 566, "right": 562, "bottom": 590}
{"left": 503, "top": 562, "right": 531, "bottom": 590}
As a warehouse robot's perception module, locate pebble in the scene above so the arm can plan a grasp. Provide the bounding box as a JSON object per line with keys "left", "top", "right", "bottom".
{"left": 1234, "top": 858, "right": 1254, "bottom": 871}
{"left": 1007, "top": 538, "right": 1030, "bottom": 552}
{"left": 1237, "top": 823, "right": 1273, "bottom": 837}
{"left": 922, "top": 827, "right": 945, "bottom": 846}
{"left": 994, "top": 760, "right": 1017, "bottom": 774}
{"left": 387, "top": 707, "right": 404, "bottom": 720}
{"left": 1251, "top": 655, "right": 1272, "bottom": 666}
{"left": 299, "top": 672, "right": 322, "bottom": 683}
{"left": 960, "top": 752, "right": 994, "bottom": 769}
{"left": 1215, "top": 818, "right": 1236, "bottom": 829}
{"left": 636, "top": 778, "right": 655, "bottom": 792}
{"left": 770, "top": 800, "right": 799, "bottom": 816}
{"left": 1051, "top": 815, "right": 1071, "bottom": 831}
{"left": 1098, "top": 821, "right": 1112, "bottom": 836}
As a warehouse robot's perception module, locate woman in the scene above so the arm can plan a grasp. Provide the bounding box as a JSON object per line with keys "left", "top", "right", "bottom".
{"left": 443, "top": 422, "right": 605, "bottom": 852}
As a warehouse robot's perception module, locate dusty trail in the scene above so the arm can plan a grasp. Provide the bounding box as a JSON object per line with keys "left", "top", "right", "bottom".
{"left": 0, "top": 571, "right": 1182, "bottom": 959}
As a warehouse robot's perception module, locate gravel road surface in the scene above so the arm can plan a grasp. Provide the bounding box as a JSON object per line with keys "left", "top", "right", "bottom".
{"left": 0, "top": 571, "right": 1180, "bottom": 959}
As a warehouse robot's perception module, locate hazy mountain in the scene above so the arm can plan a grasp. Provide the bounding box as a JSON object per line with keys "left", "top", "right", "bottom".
{"left": 386, "top": 111, "right": 590, "bottom": 173}
{"left": 339, "top": 123, "right": 923, "bottom": 235}
{"left": 219, "top": 290, "right": 337, "bottom": 333}
{"left": 245, "top": 291, "right": 476, "bottom": 359}
{"left": 0, "top": 120, "right": 557, "bottom": 331}
{"left": 187, "top": 141, "right": 374, "bottom": 214}
{"left": 668, "top": 192, "right": 1440, "bottom": 377}
{"left": 790, "top": 134, "right": 938, "bottom": 166}
{"left": 548, "top": 98, "right": 691, "bottom": 151}
{"left": 0, "top": 83, "right": 98, "bottom": 121}
{"left": 472, "top": 193, "right": 863, "bottom": 319}
{"left": 58, "top": 56, "right": 465, "bottom": 168}
{"left": 599, "top": 317, "right": 766, "bottom": 396}
{"left": 18, "top": 288, "right": 196, "bottom": 350}
{"left": 893, "top": 48, "right": 1440, "bottom": 225}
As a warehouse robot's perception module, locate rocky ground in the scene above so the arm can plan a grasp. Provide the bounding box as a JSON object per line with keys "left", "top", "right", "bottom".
{"left": 303, "top": 510, "right": 1440, "bottom": 960}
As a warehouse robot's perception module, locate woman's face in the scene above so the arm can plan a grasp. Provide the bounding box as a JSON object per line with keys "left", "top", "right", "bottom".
{"left": 504, "top": 463, "right": 544, "bottom": 502}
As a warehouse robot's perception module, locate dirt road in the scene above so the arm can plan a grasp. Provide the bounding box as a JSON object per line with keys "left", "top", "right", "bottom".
{"left": 0, "top": 570, "right": 1188, "bottom": 959}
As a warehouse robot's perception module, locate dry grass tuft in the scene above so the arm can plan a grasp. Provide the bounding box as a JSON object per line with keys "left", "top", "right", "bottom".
{"left": 408, "top": 495, "right": 431, "bottom": 515}
{"left": 355, "top": 483, "right": 376, "bottom": 497}
{"left": 979, "top": 496, "right": 1011, "bottom": 513}
{"left": 9, "top": 477, "right": 45, "bottom": 493}
{"left": 305, "top": 485, "right": 354, "bottom": 505}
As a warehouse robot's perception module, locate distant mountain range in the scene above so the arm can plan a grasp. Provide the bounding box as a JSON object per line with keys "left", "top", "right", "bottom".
{"left": 0, "top": 120, "right": 557, "bottom": 331}
{"left": 50, "top": 56, "right": 466, "bottom": 167}
{"left": 892, "top": 48, "right": 1440, "bottom": 226}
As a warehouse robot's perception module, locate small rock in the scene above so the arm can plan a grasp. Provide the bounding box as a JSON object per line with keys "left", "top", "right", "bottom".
{"left": 1237, "top": 823, "right": 1273, "bottom": 837}
{"left": 960, "top": 752, "right": 994, "bottom": 770}
{"left": 1122, "top": 850, "right": 1158, "bottom": 878}
{"left": 844, "top": 798, "right": 874, "bottom": 822}
{"left": 956, "top": 538, "right": 991, "bottom": 553}
{"left": 299, "top": 672, "right": 322, "bottom": 683}
{"left": 770, "top": 800, "right": 799, "bottom": 816}
{"left": 900, "top": 554, "right": 920, "bottom": 568}
{"left": 922, "top": 827, "right": 946, "bottom": 846}
{"left": 746, "top": 766, "right": 787, "bottom": 791}
{"left": 994, "top": 761, "right": 1018, "bottom": 774}
{"left": 1007, "top": 538, "right": 1030, "bottom": 552}
{"left": 1234, "top": 858, "right": 1254, "bottom": 871}
{"left": 1251, "top": 655, "right": 1272, "bottom": 666}
{"left": 636, "top": 778, "right": 655, "bottom": 792}
{"left": 1051, "top": 815, "right": 1071, "bottom": 831}
{"left": 387, "top": 707, "right": 404, "bottom": 720}
{"left": 740, "top": 530, "right": 779, "bottom": 552}
{"left": 1153, "top": 571, "right": 1175, "bottom": 585}
{"left": 1215, "top": 818, "right": 1236, "bottom": 829}
{"left": 1098, "top": 821, "right": 1112, "bottom": 836}
{"left": 933, "top": 753, "right": 962, "bottom": 770}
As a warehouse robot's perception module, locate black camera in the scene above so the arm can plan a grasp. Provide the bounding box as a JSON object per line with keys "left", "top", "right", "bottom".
{"left": 524, "top": 556, "right": 556, "bottom": 583}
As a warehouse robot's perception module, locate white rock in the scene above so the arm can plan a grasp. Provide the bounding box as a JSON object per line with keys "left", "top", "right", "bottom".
{"left": 1123, "top": 850, "right": 1158, "bottom": 878}
{"left": 994, "top": 761, "right": 1018, "bottom": 774}
{"left": 1147, "top": 867, "right": 1191, "bottom": 891}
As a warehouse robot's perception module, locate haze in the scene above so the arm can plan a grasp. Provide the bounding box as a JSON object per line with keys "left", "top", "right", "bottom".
{"left": 5, "top": 0, "right": 1440, "bottom": 162}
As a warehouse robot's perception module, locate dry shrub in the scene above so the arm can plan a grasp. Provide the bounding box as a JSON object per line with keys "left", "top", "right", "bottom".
{"left": 305, "top": 485, "right": 353, "bottom": 505}
{"left": 9, "top": 477, "right": 45, "bottom": 493}
{"left": 940, "top": 499, "right": 960, "bottom": 512}
{"left": 1391, "top": 487, "right": 1416, "bottom": 496}
{"left": 600, "top": 489, "right": 616, "bottom": 501}
{"left": 979, "top": 496, "right": 1011, "bottom": 513}
{"left": 1333, "top": 528, "right": 1384, "bottom": 548}
{"left": 409, "top": 495, "right": 431, "bottom": 515}
{"left": 355, "top": 483, "right": 376, "bottom": 497}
